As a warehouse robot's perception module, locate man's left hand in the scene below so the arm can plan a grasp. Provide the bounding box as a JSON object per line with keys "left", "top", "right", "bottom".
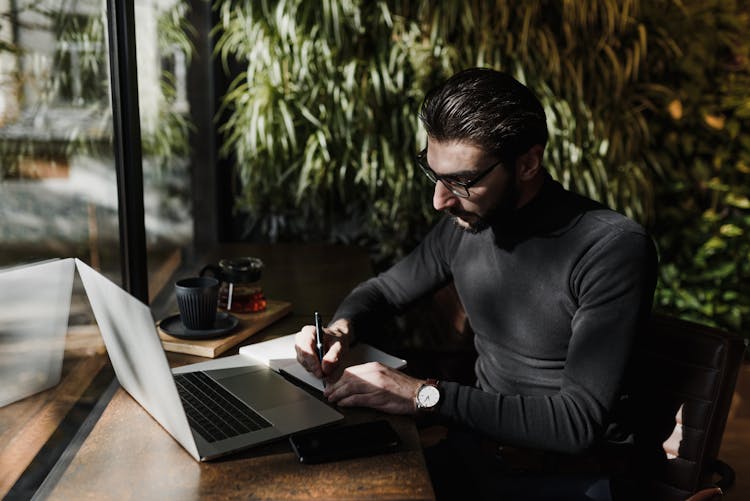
{"left": 323, "top": 362, "right": 422, "bottom": 415}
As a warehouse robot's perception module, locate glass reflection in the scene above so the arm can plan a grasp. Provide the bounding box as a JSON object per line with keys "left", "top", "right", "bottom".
{"left": 0, "top": 259, "right": 74, "bottom": 407}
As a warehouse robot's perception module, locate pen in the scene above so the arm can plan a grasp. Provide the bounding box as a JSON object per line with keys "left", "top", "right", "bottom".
{"left": 314, "top": 311, "right": 326, "bottom": 388}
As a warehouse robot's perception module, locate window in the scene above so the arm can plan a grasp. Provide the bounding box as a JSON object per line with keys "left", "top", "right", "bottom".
{"left": 0, "top": 0, "right": 193, "bottom": 305}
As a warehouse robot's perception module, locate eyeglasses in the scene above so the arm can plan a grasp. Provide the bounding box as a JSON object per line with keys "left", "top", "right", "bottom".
{"left": 416, "top": 148, "right": 503, "bottom": 198}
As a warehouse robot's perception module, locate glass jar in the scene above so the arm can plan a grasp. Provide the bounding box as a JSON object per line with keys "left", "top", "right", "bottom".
{"left": 200, "top": 257, "right": 267, "bottom": 313}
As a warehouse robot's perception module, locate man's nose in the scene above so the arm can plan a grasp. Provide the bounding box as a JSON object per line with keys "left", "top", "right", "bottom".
{"left": 433, "top": 181, "right": 458, "bottom": 211}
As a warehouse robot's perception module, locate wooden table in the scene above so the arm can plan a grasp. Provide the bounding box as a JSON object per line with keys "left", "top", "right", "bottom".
{"left": 12, "top": 244, "right": 435, "bottom": 500}
{"left": 46, "top": 389, "right": 433, "bottom": 500}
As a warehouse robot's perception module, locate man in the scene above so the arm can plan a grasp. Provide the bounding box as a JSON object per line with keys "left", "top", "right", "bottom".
{"left": 296, "top": 68, "right": 657, "bottom": 500}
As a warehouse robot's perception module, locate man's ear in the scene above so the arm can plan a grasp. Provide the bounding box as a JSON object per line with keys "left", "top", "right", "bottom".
{"left": 516, "top": 145, "right": 544, "bottom": 181}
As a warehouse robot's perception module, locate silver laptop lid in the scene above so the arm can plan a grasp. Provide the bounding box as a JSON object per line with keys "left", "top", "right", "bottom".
{"left": 75, "top": 259, "right": 200, "bottom": 460}
{"left": 0, "top": 258, "right": 74, "bottom": 408}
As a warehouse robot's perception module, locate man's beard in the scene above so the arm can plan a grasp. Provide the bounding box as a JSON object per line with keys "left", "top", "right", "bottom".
{"left": 447, "top": 209, "right": 488, "bottom": 233}
{"left": 447, "top": 180, "right": 520, "bottom": 234}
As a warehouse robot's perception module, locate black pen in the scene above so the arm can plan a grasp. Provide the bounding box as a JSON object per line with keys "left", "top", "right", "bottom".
{"left": 314, "top": 311, "right": 326, "bottom": 388}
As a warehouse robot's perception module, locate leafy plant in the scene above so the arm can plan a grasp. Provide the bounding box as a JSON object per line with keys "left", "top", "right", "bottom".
{"left": 214, "top": 0, "right": 750, "bottom": 338}
{"left": 214, "top": 1, "right": 673, "bottom": 259}
{"left": 646, "top": 0, "right": 750, "bottom": 335}
{"left": 214, "top": 0, "right": 435, "bottom": 258}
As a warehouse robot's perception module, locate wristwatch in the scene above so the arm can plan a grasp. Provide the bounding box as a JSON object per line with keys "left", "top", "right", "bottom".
{"left": 415, "top": 379, "right": 441, "bottom": 412}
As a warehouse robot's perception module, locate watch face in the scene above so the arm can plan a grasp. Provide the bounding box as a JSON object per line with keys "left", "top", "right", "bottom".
{"left": 418, "top": 384, "right": 440, "bottom": 408}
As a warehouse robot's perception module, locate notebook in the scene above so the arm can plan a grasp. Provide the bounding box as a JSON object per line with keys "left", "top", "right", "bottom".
{"left": 239, "top": 333, "right": 407, "bottom": 392}
{"left": 0, "top": 258, "right": 74, "bottom": 408}
{"left": 75, "top": 259, "right": 343, "bottom": 461}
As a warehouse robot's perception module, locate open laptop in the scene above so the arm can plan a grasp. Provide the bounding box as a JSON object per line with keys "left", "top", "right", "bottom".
{"left": 75, "top": 258, "right": 343, "bottom": 461}
{"left": 0, "top": 258, "right": 74, "bottom": 408}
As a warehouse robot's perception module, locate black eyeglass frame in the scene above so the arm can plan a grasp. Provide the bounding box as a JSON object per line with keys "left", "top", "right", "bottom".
{"left": 416, "top": 148, "right": 504, "bottom": 198}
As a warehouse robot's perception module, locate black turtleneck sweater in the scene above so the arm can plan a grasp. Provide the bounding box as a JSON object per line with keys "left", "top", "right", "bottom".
{"left": 333, "top": 175, "right": 658, "bottom": 454}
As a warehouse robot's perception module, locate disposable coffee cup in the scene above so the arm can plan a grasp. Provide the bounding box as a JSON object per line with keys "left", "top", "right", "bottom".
{"left": 175, "top": 277, "right": 219, "bottom": 330}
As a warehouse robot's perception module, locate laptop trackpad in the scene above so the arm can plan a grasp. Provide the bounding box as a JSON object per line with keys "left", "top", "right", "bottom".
{"left": 211, "top": 369, "right": 307, "bottom": 410}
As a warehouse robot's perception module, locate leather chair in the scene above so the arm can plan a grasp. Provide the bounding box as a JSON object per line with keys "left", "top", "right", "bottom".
{"left": 630, "top": 314, "right": 746, "bottom": 501}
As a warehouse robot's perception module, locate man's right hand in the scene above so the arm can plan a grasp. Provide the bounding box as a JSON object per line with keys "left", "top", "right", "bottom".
{"left": 294, "top": 318, "right": 352, "bottom": 382}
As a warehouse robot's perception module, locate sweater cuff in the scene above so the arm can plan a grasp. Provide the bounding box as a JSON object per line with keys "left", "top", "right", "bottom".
{"left": 436, "top": 381, "right": 461, "bottom": 420}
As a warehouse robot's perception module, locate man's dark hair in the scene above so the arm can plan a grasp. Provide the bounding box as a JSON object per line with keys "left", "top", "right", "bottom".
{"left": 419, "top": 67, "right": 548, "bottom": 165}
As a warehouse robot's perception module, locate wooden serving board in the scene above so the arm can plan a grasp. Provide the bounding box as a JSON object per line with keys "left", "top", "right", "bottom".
{"left": 157, "top": 300, "right": 292, "bottom": 358}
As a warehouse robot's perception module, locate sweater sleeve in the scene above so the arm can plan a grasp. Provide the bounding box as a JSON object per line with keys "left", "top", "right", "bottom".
{"left": 436, "top": 230, "right": 658, "bottom": 454}
{"left": 332, "top": 218, "right": 459, "bottom": 328}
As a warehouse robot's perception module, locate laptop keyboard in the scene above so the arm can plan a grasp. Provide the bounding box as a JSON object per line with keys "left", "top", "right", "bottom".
{"left": 174, "top": 371, "right": 272, "bottom": 443}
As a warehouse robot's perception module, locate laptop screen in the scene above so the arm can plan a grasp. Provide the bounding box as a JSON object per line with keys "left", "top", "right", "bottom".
{"left": 0, "top": 258, "right": 74, "bottom": 407}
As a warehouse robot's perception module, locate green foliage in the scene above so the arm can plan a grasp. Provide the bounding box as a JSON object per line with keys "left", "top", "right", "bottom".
{"left": 214, "top": 0, "right": 435, "bottom": 257}
{"left": 215, "top": 0, "right": 750, "bottom": 338}
{"left": 214, "top": 0, "right": 663, "bottom": 262}
{"left": 647, "top": 1, "right": 750, "bottom": 336}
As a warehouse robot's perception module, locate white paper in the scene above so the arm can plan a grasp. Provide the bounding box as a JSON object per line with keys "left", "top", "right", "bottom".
{"left": 239, "top": 333, "right": 407, "bottom": 392}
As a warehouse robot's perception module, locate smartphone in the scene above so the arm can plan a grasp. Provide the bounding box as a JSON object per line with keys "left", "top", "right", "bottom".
{"left": 289, "top": 420, "right": 401, "bottom": 464}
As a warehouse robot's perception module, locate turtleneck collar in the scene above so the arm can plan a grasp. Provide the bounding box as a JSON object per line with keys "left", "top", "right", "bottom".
{"left": 490, "top": 172, "right": 604, "bottom": 247}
